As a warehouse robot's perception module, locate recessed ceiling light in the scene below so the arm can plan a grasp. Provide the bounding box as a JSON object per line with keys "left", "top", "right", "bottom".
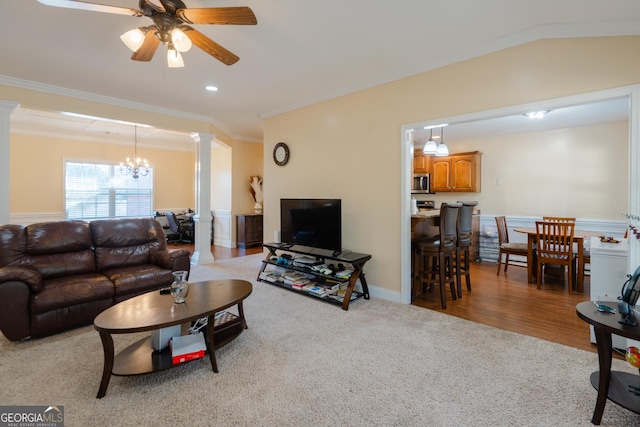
{"left": 205, "top": 85, "right": 218, "bottom": 92}
{"left": 525, "top": 111, "right": 549, "bottom": 119}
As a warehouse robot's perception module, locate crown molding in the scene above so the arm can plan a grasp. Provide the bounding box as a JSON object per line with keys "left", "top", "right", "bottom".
{"left": 0, "top": 75, "right": 213, "bottom": 123}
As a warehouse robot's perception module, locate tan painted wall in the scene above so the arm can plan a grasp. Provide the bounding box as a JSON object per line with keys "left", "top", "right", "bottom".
{"left": 211, "top": 144, "right": 232, "bottom": 211}
{"left": 10, "top": 133, "right": 195, "bottom": 215}
{"left": 231, "top": 140, "right": 264, "bottom": 215}
{"left": 417, "top": 121, "right": 629, "bottom": 218}
{"left": 8, "top": 133, "right": 263, "bottom": 235}
{"left": 263, "top": 36, "right": 640, "bottom": 294}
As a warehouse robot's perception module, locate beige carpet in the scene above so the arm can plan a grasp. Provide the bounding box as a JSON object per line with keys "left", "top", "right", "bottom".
{"left": 1, "top": 254, "right": 638, "bottom": 426}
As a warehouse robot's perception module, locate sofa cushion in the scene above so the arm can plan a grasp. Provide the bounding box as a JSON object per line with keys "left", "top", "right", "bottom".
{"left": 21, "top": 221, "right": 96, "bottom": 279}
{"left": 26, "top": 221, "right": 92, "bottom": 254}
{"left": 101, "top": 264, "right": 175, "bottom": 297}
{"left": 30, "top": 299, "right": 113, "bottom": 339}
{"left": 91, "top": 218, "right": 167, "bottom": 271}
{"left": 31, "top": 273, "right": 114, "bottom": 314}
{"left": 26, "top": 250, "right": 97, "bottom": 280}
{"left": 94, "top": 245, "right": 151, "bottom": 272}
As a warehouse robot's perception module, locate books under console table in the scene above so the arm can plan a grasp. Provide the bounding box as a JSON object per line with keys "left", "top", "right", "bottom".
{"left": 258, "top": 243, "right": 372, "bottom": 310}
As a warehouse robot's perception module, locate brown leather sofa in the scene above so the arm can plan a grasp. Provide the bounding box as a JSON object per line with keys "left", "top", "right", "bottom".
{"left": 0, "top": 217, "right": 191, "bottom": 341}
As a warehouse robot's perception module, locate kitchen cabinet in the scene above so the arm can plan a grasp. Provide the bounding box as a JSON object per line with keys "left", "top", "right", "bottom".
{"left": 430, "top": 151, "right": 482, "bottom": 192}
{"left": 413, "top": 149, "right": 430, "bottom": 174}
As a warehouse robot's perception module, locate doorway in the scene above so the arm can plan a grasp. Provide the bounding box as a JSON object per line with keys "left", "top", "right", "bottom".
{"left": 400, "top": 85, "right": 640, "bottom": 305}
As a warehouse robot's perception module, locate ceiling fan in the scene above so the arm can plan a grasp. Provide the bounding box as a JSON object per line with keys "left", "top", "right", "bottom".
{"left": 37, "top": 0, "right": 257, "bottom": 67}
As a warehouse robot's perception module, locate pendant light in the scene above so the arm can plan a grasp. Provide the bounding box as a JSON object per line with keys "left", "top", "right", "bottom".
{"left": 423, "top": 128, "right": 438, "bottom": 154}
{"left": 435, "top": 126, "right": 449, "bottom": 157}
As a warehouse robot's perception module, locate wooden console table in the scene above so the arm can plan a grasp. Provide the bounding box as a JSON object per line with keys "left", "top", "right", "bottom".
{"left": 576, "top": 301, "right": 640, "bottom": 424}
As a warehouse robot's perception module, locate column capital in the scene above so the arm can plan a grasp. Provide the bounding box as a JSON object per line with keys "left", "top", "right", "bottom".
{"left": 190, "top": 132, "right": 217, "bottom": 144}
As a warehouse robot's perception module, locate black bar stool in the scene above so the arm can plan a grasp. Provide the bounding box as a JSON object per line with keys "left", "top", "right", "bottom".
{"left": 455, "top": 201, "right": 478, "bottom": 297}
{"left": 413, "top": 202, "right": 462, "bottom": 308}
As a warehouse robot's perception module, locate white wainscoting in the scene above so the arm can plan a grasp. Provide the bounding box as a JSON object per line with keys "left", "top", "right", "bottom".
{"left": 9, "top": 212, "right": 65, "bottom": 225}
{"left": 478, "top": 215, "right": 628, "bottom": 263}
{"left": 212, "top": 209, "right": 233, "bottom": 248}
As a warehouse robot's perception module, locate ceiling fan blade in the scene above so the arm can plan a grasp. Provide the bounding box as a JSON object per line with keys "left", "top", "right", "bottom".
{"left": 183, "top": 28, "right": 239, "bottom": 66}
{"left": 37, "top": 0, "right": 143, "bottom": 16}
{"left": 176, "top": 7, "right": 257, "bottom": 25}
{"left": 144, "top": 0, "right": 165, "bottom": 12}
{"left": 131, "top": 29, "right": 160, "bottom": 62}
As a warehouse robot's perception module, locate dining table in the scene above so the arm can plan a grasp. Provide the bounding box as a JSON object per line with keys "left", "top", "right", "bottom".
{"left": 513, "top": 227, "right": 601, "bottom": 293}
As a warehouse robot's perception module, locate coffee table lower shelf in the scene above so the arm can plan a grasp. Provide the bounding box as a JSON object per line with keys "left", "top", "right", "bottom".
{"left": 112, "top": 314, "right": 244, "bottom": 376}
{"left": 590, "top": 371, "right": 640, "bottom": 418}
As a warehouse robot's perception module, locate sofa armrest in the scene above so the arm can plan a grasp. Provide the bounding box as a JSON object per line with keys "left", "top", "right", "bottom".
{"left": 0, "top": 266, "right": 43, "bottom": 292}
{"left": 0, "top": 267, "right": 41, "bottom": 341}
{"left": 150, "top": 249, "right": 191, "bottom": 273}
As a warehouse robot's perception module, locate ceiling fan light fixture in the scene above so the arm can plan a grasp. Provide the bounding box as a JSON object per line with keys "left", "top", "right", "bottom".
{"left": 171, "top": 28, "right": 192, "bottom": 52}
{"left": 120, "top": 28, "right": 145, "bottom": 52}
{"left": 167, "top": 47, "right": 184, "bottom": 68}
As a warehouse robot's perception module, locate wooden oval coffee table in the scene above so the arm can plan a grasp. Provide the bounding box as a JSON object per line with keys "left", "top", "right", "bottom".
{"left": 94, "top": 279, "right": 252, "bottom": 398}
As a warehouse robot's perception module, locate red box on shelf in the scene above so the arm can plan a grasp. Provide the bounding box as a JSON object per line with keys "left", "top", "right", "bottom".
{"left": 170, "top": 332, "right": 206, "bottom": 364}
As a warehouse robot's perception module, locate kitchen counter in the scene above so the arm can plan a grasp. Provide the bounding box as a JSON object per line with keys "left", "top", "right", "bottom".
{"left": 411, "top": 210, "right": 440, "bottom": 239}
{"left": 411, "top": 210, "right": 439, "bottom": 219}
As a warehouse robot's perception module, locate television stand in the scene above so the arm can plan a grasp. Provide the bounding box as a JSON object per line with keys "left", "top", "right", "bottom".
{"left": 257, "top": 243, "right": 372, "bottom": 310}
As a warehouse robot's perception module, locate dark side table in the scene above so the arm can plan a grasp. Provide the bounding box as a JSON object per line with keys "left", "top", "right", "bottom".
{"left": 576, "top": 301, "right": 640, "bottom": 424}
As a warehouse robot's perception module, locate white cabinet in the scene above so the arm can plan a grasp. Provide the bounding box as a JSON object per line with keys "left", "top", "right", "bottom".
{"left": 589, "top": 237, "right": 634, "bottom": 349}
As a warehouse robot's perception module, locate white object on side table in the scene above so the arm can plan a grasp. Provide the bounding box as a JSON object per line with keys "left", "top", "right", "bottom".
{"left": 589, "top": 237, "right": 640, "bottom": 349}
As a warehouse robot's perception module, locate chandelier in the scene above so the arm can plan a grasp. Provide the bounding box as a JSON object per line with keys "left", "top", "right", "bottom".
{"left": 120, "top": 126, "right": 149, "bottom": 179}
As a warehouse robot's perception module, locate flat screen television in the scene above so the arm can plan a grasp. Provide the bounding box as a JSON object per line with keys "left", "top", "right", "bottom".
{"left": 280, "top": 199, "right": 341, "bottom": 252}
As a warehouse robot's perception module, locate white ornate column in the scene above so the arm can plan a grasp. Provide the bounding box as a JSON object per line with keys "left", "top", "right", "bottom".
{"left": 629, "top": 87, "right": 640, "bottom": 269}
{"left": 0, "top": 101, "right": 20, "bottom": 225}
{"left": 190, "top": 132, "right": 215, "bottom": 265}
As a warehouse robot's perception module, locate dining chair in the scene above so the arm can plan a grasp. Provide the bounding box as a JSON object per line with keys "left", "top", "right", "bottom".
{"left": 542, "top": 216, "right": 576, "bottom": 223}
{"left": 543, "top": 216, "right": 588, "bottom": 283}
{"left": 413, "top": 202, "right": 462, "bottom": 308}
{"left": 535, "top": 220, "right": 575, "bottom": 294}
{"left": 495, "top": 216, "right": 528, "bottom": 275}
{"left": 455, "top": 201, "right": 478, "bottom": 297}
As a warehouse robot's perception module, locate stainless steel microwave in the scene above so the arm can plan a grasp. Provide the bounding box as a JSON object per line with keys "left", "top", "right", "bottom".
{"left": 412, "top": 173, "right": 431, "bottom": 193}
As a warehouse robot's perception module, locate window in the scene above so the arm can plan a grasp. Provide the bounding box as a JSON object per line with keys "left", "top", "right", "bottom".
{"left": 65, "top": 161, "right": 154, "bottom": 220}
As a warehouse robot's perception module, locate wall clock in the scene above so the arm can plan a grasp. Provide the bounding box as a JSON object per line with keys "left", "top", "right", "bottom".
{"left": 273, "top": 142, "right": 290, "bottom": 166}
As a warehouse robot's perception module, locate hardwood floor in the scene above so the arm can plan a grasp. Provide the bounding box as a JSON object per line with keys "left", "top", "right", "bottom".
{"left": 173, "top": 243, "right": 262, "bottom": 260}
{"left": 182, "top": 243, "right": 601, "bottom": 355}
{"left": 412, "top": 261, "right": 601, "bottom": 354}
